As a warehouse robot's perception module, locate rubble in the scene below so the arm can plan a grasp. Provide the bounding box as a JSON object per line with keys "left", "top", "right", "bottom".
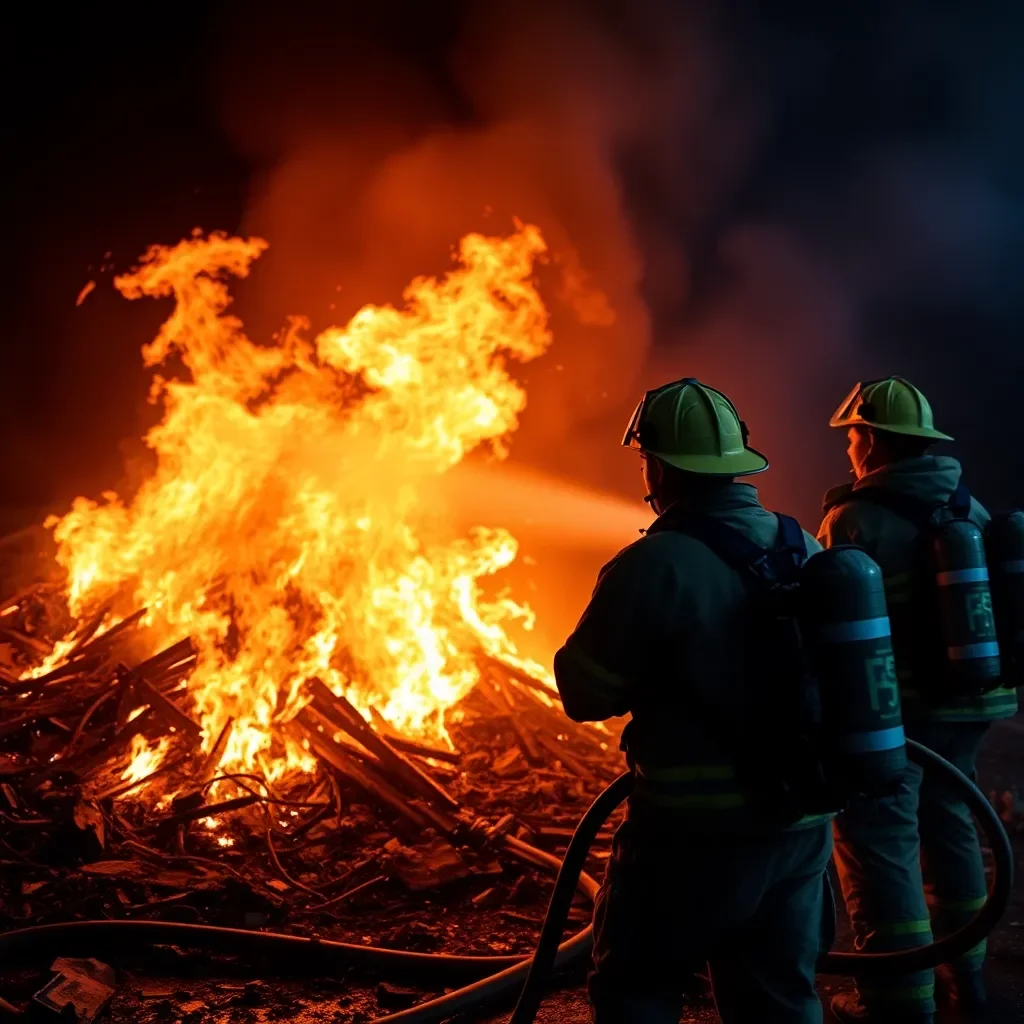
{"left": 384, "top": 836, "right": 470, "bottom": 892}
{"left": 492, "top": 747, "right": 529, "bottom": 778}
{"left": 33, "top": 959, "right": 116, "bottom": 1024}
{"left": 0, "top": 580, "right": 623, "bottom": 951}
{"left": 471, "top": 886, "right": 504, "bottom": 909}
{"left": 374, "top": 982, "right": 424, "bottom": 1010}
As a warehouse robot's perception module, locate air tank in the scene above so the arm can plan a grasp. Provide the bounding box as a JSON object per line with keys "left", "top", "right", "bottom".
{"left": 932, "top": 519, "right": 1001, "bottom": 694}
{"left": 800, "top": 545, "right": 906, "bottom": 795}
{"left": 985, "top": 511, "right": 1024, "bottom": 688}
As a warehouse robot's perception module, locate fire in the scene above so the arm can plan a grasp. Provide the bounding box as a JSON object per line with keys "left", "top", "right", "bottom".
{"left": 121, "top": 735, "right": 171, "bottom": 786}
{"left": 47, "top": 223, "right": 559, "bottom": 781}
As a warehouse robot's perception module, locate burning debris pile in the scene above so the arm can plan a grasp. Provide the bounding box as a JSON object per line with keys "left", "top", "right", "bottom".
{"left": 0, "top": 225, "right": 621, "bottom": 946}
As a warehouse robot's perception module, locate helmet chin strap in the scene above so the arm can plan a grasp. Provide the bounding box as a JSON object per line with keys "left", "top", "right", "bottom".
{"left": 644, "top": 492, "right": 664, "bottom": 515}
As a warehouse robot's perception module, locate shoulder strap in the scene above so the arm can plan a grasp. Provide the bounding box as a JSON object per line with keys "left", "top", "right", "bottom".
{"left": 776, "top": 514, "right": 808, "bottom": 559}
{"left": 832, "top": 482, "right": 973, "bottom": 527}
{"left": 948, "top": 481, "right": 972, "bottom": 519}
{"left": 671, "top": 514, "right": 805, "bottom": 586}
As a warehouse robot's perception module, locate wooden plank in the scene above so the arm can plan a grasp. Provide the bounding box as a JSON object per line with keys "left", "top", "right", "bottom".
{"left": 476, "top": 677, "right": 543, "bottom": 763}
{"left": 479, "top": 653, "right": 561, "bottom": 702}
{"left": 126, "top": 670, "right": 202, "bottom": 744}
{"left": 199, "top": 717, "right": 233, "bottom": 783}
{"left": 534, "top": 731, "right": 594, "bottom": 780}
{"left": 65, "top": 599, "right": 117, "bottom": 658}
{"left": 130, "top": 638, "right": 194, "bottom": 679}
{"left": 289, "top": 712, "right": 433, "bottom": 832}
{"left": 307, "top": 678, "right": 460, "bottom": 811}
{"left": 71, "top": 607, "right": 147, "bottom": 659}
{"left": 171, "top": 717, "right": 235, "bottom": 813}
{"left": 367, "top": 707, "right": 462, "bottom": 765}
{"left": 0, "top": 627, "right": 50, "bottom": 658}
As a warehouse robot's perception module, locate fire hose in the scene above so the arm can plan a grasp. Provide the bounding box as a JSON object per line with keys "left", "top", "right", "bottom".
{"left": 0, "top": 739, "right": 1013, "bottom": 1023}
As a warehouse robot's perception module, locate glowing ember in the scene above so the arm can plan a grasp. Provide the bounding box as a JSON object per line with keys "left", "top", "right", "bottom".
{"left": 47, "top": 223, "right": 558, "bottom": 784}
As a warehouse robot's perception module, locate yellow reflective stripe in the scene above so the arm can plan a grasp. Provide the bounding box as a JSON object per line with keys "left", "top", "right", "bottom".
{"left": 633, "top": 761, "right": 745, "bottom": 812}
{"left": 636, "top": 764, "right": 736, "bottom": 782}
{"left": 633, "top": 791, "right": 746, "bottom": 810}
{"left": 982, "top": 684, "right": 1019, "bottom": 697}
{"left": 935, "top": 896, "right": 987, "bottom": 912}
{"left": 874, "top": 919, "right": 933, "bottom": 938}
{"left": 561, "top": 640, "right": 630, "bottom": 698}
{"left": 982, "top": 690, "right": 1019, "bottom": 707}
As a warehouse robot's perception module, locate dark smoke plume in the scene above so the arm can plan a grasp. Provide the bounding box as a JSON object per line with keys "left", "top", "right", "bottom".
{"left": 208, "top": 0, "right": 1024, "bottom": 526}
{"left": 7, "top": 1, "right": 1023, "bottom": 550}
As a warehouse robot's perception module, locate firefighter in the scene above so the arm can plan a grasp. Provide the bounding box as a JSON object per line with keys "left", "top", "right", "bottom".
{"left": 555, "top": 377, "right": 832, "bottom": 1024}
{"left": 818, "top": 376, "right": 1018, "bottom": 1023}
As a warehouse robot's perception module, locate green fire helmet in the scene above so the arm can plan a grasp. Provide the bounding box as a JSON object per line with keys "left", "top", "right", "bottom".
{"left": 621, "top": 377, "right": 769, "bottom": 476}
{"left": 829, "top": 376, "right": 953, "bottom": 441}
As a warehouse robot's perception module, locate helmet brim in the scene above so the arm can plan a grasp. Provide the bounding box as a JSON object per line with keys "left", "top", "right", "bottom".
{"left": 829, "top": 413, "right": 953, "bottom": 442}
{"left": 648, "top": 446, "right": 770, "bottom": 477}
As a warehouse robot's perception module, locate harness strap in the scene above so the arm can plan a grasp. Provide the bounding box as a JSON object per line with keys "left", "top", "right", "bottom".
{"left": 827, "top": 481, "right": 972, "bottom": 526}
{"left": 659, "top": 513, "right": 806, "bottom": 585}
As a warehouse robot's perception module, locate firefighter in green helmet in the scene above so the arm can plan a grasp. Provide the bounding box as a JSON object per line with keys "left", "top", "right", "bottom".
{"left": 818, "top": 376, "right": 1018, "bottom": 1024}
{"left": 554, "top": 378, "right": 832, "bottom": 1023}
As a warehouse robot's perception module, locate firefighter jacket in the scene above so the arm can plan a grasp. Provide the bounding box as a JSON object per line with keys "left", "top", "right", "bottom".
{"left": 817, "top": 454, "right": 1018, "bottom": 722}
{"left": 554, "top": 482, "right": 824, "bottom": 833}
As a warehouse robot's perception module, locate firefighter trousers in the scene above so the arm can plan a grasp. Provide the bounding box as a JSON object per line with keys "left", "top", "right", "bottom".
{"left": 589, "top": 818, "right": 832, "bottom": 1024}
{"left": 911, "top": 720, "right": 991, "bottom": 974}
{"left": 832, "top": 720, "right": 990, "bottom": 1018}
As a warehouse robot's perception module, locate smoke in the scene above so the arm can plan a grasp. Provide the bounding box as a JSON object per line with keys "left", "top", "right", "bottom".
{"left": 8, "top": 1, "right": 1024, "bottom": 541}
{"left": 209, "top": 2, "right": 738, "bottom": 493}
{"left": 711, "top": 2, "right": 1024, "bottom": 510}
{"left": 208, "top": 0, "right": 1024, "bottom": 528}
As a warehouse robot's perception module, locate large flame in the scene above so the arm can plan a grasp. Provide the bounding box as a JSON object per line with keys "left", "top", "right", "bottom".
{"left": 49, "top": 223, "right": 558, "bottom": 780}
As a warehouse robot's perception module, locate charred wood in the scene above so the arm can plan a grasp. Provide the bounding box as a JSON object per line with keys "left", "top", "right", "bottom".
{"left": 306, "top": 678, "right": 459, "bottom": 811}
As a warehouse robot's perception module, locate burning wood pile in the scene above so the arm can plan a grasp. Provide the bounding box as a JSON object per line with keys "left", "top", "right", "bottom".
{"left": 0, "top": 222, "right": 623, "bottom": 949}
{"left": 0, "top": 584, "right": 617, "bottom": 941}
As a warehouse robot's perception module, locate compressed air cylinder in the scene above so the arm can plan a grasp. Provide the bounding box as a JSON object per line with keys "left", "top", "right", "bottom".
{"left": 986, "top": 511, "right": 1024, "bottom": 687}
{"left": 932, "top": 519, "right": 1002, "bottom": 694}
{"left": 801, "top": 545, "right": 906, "bottom": 795}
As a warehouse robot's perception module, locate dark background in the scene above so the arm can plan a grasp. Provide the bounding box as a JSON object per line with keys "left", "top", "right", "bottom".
{"left": 5, "top": 0, "right": 1024, "bottom": 532}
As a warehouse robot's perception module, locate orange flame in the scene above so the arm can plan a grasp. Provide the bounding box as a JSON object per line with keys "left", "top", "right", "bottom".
{"left": 49, "top": 223, "right": 558, "bottom": 781}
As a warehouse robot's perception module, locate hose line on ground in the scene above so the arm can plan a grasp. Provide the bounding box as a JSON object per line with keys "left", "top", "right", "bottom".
{"left": 0, "top": 740, "right": 1012, "bottom": 1024}
{"left": 0, "top": 830, "right": 602, "bottom": 1024}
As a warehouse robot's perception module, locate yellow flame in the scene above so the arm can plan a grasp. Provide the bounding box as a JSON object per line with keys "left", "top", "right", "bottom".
{"left": 21, "top": 613, "right": 122, "bottom": 680}
{"left": 49, "top": 223, "right": 560, "bottom": 781}
{"left": 23, "top": 636, "right": 79, "bottom": 680}
{"left": 121, "top": 735, "right": 171, "bottom": 786}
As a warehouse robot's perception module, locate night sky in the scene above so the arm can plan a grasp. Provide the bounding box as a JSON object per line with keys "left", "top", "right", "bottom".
{"left": 7, "top": 0, "right": 1024, "bottom": 531}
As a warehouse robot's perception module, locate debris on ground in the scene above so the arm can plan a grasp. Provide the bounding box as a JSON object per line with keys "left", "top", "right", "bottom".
{"left": 33, "top": 958, "right": 116, "bottom": 1024}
